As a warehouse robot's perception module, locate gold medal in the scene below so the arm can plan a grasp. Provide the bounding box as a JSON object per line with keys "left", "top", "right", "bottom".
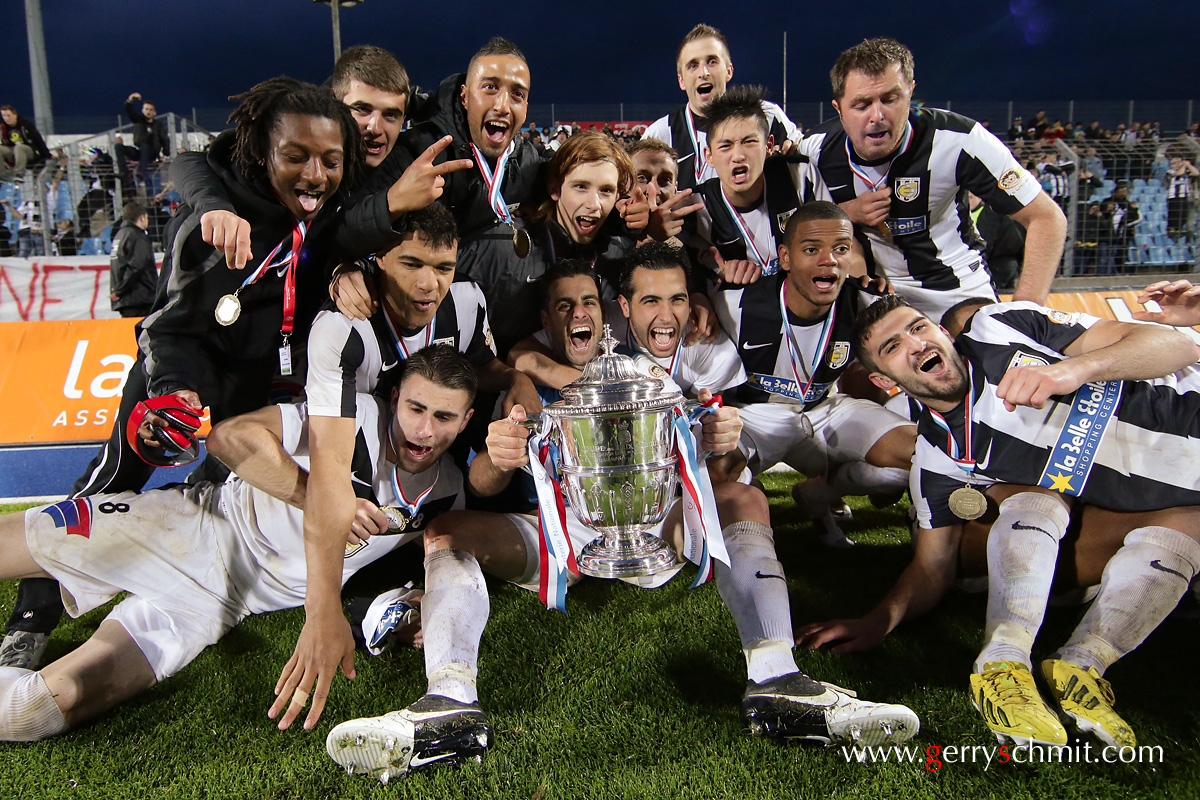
{"left": 383, "top": 506, "right": 410, "bottom": 532}
{"left": 214, "top": 293, "right": 241, "bottom": 326}
{"left": 512, "top": 227, "right": 531, "bottom": 258}
{"left": 948, "top": 486, "right": 988, "bottom": 521}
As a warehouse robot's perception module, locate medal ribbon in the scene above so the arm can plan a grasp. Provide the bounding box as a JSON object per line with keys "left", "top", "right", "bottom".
{"left": 926, "top": 361, "right": 978, "bottom": 479}
{"left": 845, "top": 121, "right": 914, "bottom": 192}
{"left": 672, "top": 397, "right": 729, "bottom": 587}
{"left": 684, "top": 106, "right": 709, "bottom": 183}
{"left": 379, "top": 291, "right": 436, "bottom": 361}
{"left": 527, "top": 417, "right": 577, "bottom": 612}
{"left": 777, "top": 281, "right": 837, "bottom": 403}
{"left": 470, "top": 142, "right": 513, "bottom": 224}
{"left": 626, "top": 325, "right": 680, "bottom": 379}
{"left": 387, "top": 426, "right": 441, "bottom": 518}
{"left": 228, "top": 221, "right": 307, "bottom": 335}
{"left": 718, "top": 189, "right": 771, "bottom": 272}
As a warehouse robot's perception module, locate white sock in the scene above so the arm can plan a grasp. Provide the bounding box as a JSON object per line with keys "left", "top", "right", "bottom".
{"left": 714, "top": 521, "right": 799, "bottom": 684}
{"left": 0, "top": 667, "right": 67, "bottom": 741}
{"left": 828, "top": 461, "right": 909, "bottom": 497}
{"left": 422, "top": 549, "right": 489, "bottom": 705}
{"left": 974, "top": 492, "right": 1070, "bottom": 672}
{"left": 1055, "top": 526, "right": 1200, "bottom": 675}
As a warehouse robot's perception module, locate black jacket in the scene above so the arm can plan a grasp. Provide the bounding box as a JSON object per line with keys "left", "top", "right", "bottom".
{"left": 338, "top": 73, "right": 548, "bottom": 258}
{"left": 109, "top": 220, "right": 157, "bottom": 314}
{"left": 124, "top": 99, "right": 170, "bottom": 157}
{"left": 0, "top": 115, "right": 50, "bottom": 162}
{"left": 139, "top": 131, "right": 344, "bottom": 403}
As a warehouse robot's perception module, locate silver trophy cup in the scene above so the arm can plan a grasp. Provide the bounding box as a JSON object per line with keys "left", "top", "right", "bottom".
{"left": 532, "top": 327, "right": 686, "bottom": 579}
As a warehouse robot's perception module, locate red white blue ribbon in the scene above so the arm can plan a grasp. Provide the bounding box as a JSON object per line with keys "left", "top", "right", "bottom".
{"left": 927, "top": 361, "right": 978, "bottom": 478}
{"left": 470, "top": 142, "right": 514, "bottom": 224}
{"left": 379, "top": 292, "right": 435, "bottom": 361}
{"left": 718, "top": 189, "right": 776, "bottom": 274}
{"left": 527, "top": 416, "right": 577, "bottom": 612}
{"left": 778, "top": 281, "right": 836, "bottom": 403}
{"left": 845, "top": 121, "right": 914, "bottom": 192}
{"left": 685, "top": 107, "right": 709, "bottom": 183}
{"left": 672, "top": 396, "right": 729, "bottom": 587}
{"left": 388, "top": 426, "right": 440, "bottom": 519}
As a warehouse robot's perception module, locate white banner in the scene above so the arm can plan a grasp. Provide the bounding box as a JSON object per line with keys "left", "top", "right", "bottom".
{"left": 0, "top": 256, "right": 161, "bottom": 322}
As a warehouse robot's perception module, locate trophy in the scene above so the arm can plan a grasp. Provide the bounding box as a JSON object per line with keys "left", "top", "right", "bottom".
{"left": 529, "top": 327, "right": 688, "bottom": 579}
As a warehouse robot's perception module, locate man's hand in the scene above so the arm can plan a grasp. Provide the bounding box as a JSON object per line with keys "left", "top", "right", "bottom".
{"left": 500, "top": 371, "right": 544, "bottom": 417}
{"left": 127, "top": 92, "right": 142, "bottom": 103}
{"left": 646, "top": 188, "right": 704, "bottom": 241}
{"left": 138, "top": 390, "right": 202, "bottom": 446}
{"left": 794, "top": 616, "right": 889, "bottom": 652}
{"left": 618, "top": 186, "right": 650, "bottom": 232}
{"left": 347, "top": 498, "right": 391, "bottom": 547}
{"left": 708, "top": 246, "right": 760, "bottom": 285}
{"left": 995, "top": 361, "right": 1086, "bottom": 411}
{"left": 330, "top": 263, "right": 378, "bottom": 320}
{"left": 838, "top": 187, "right": 891, "bottom": 226}
{"left": 696, "top": 389, "right": 741, "bottom": 454}
{"left": 684, "top": 292, "right": 718, "bottom": 345}
{"left": 200, "top": 210, "right": 253, "bottom": 270}
{"left": 486, "top": 407, "right": 531, "bottom": 472}
{"left": 1134, "top": 279, "right": 1200, "bottom": 328}
{"left": 268, "top": 605, "right": 356, "bottom": 731}
{"left": 856, "top": 273, "right": 893, "bottom": 295}
{"left": 386, "top": 135, "right": 475, "bottom": 218}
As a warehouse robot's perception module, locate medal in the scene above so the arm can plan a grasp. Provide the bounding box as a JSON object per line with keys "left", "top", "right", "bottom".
{"left": 214, "top": 293, "right": 241, "bottom": 326}
{"left": 382, "top": 506, "right": 410, "bottom": 532}
{"left": 778, "top": 280, "right": 837, "bottom": 406}
{"left": 513, "top": 227, "right": 531, "bottom": 258}
{"left": 470, "top": 142, "right": 514, "bottom": 224}
{"left": 845, "top": 122, "right": 913, "bottom": 244}
{"left": 948, "top": 486, "right": 987, "bottom": 521}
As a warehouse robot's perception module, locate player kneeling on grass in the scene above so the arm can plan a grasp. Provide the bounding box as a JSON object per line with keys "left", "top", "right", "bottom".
{"left": 797, "top": 294, "right": 1200, "bottom": 751}
{"left": 0, "top": 346, "right": 474, "bottom": 741}
{"left": 324, "top": 261, "right": 919, "bottom": 784}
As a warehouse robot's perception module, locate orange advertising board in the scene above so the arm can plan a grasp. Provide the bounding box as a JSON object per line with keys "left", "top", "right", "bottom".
{"left": 0, "top": 318, "right": 209, "bottom": 446}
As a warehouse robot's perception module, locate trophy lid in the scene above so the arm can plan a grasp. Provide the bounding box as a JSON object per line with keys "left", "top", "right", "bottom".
{"left": 552, "top": 325, "right": 683, "bottom": 414}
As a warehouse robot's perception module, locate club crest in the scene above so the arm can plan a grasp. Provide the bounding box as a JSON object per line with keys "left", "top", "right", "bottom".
{"left": 895, "top": 177, "right": 921, "bottom": 203}
{"left": 829, "top": 341, "right": 851, "bottom": 369}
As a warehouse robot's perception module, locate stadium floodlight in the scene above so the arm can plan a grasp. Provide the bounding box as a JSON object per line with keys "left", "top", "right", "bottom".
{"left": 312, "top": 0, "right": 362, "bottom": 64}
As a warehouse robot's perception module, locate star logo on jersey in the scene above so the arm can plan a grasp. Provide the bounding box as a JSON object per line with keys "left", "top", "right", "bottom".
{"left": 776, "top": 208, "right": 797, "bottom": 234}
{"left": 1046, "top": 472, "right": 1075, "bottom": 493}
{"left": 895, "top": 177, "right": 921, "bottom": 202}
{"left": 828, "top": 341, "right": 851, "bottom": 369}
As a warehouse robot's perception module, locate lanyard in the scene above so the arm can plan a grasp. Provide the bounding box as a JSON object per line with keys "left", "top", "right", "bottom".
{"left": 845, "top": 121, "right": 914, "bottom": 192}
{"left": 927, "top": 361, "right": 978, "bottom": 478}
{"left": 388, "top": 425, "right": 440, "bottom": 518}
{"left": 777, "top": 281, "right": 836, "bottom": 400}
{"left": 470, "top": 142, "right": 513, "bottom": 224}
{"left": 684, "top": 107, "right": 709, "bottom": 183}
{"left": 718, "top": 188, "right": 771, "bottom": 271}
{"left": 237, "top": 221, "right": 307, "bottom": 337}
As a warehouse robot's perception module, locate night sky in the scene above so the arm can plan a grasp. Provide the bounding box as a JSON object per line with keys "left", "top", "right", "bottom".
{"left": 4, "top": 0, "right": 1196, "bottom": 133}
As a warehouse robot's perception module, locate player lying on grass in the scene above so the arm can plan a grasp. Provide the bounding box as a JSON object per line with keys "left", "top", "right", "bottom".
{"left": 323, "top": 260, "right": 919, "bottom": 784}
{"left": 799, "top": 294, "right": 1200, "bottom": 751}
{"left": 0, "top": 346, "right": 473, "bottom": 741}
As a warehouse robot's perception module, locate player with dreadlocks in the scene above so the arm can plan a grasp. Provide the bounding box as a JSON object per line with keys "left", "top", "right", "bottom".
{"left": 0, "top": 77, "right": 363, "bottom": 672}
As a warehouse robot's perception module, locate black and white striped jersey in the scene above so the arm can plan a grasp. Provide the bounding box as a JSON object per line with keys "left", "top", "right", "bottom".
{"left": 912, "top": 302, "right": 1200, "bottom": 529}
{"left": 798, "top": 108, "right": 1042, "bottom": 292}
{"left": 714, "top": 272, "right": 877, "bottom": 410}
{"left": 306, "top": 281, "right": 495, "bottom": 419}
{"left": 642, "top": 101, "right": 801, "bottom": 191}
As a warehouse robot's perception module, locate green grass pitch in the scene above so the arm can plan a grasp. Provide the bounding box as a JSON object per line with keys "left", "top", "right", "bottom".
{"left": 1, "top": 476, "right": 1197, "bottom": 799}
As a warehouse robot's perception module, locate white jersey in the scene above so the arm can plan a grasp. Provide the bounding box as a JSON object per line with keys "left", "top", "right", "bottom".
{"left": 605, "top": 302, "right": 746, "bottom": 396}
{"left": 306, "top": 281, "right": 495, "bottom": 418}
{"left": 643, "top": 101, "right": 801, "bottom": 191}
{"left": 220, "top": 396, "right": 464, "bottom": 612}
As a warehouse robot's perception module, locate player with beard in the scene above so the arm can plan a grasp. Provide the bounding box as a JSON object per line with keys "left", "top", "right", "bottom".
{"left": 0, "top": 345, "right": 473, "bottom": 742}
{"left": 833, "top": 294, "right": 1200, "bottom": 749}
{"left": 323, "top": 261, "right": 918, "bottom": 783}
{"left": 642, "top": 24, "right": 800, "bottom": 192}
{"left": 0, "top": 78, "right": 364, "bottom": 672}
{"left": 798, "top": 38, "right": 1067, "bottom": 320}
{"left": 713, "top": 202, "right": 916, "bottom": 547}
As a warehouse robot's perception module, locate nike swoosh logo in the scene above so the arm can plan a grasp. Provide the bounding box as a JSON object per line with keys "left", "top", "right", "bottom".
{"left": 409, "top": 751, "right": 455, "bottom": 769}
{"left": 827, "top": 184, "right": 849, "bottom": 192}
{"left": 350, "top": 473, "right": 371, "bottom": 488}
{"left": 755, "top": 571, "right": 786, "bottom": 581}
{"left": 380, "top": 361, "right": 400, "bottom": 372}
{"left": 1012, "top": 521, "right": 1052, "bottom": 538}
{"left": 975, "top": 440, "right": 993, "bottom": 471}
{"left": 743, "top": 342, "right": 773, "bottom": 350}
{"left": 1150, "top": 559, "right": 1190, "bottom": 581}
{"left": 525, "top": 275, "right": 540, "bottom": 282}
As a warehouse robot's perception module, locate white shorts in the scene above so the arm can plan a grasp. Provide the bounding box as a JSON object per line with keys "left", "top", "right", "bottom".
{"left": 503, "top": 505, "right": 684, "bottom": 591}
{"left": 891, "top": 269, "right": 997, "bottom": 325}
{"left": 737, "top": 392, "right": 912, "bottom": 475}
{"left": 24, "top": 485, "right": 248, "bottom": 681}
